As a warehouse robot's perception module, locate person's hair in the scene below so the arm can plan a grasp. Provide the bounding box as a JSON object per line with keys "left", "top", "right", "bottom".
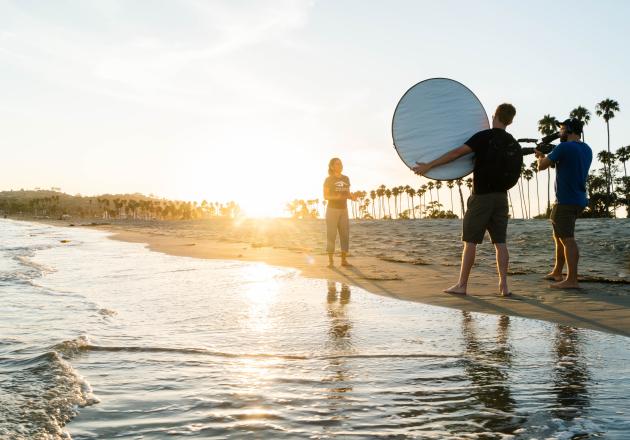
{"left": 495, "top": 103, "right": 516, "bottom": 125}
{"left": 328, "top": 157, "right": 342, "bottom": 176}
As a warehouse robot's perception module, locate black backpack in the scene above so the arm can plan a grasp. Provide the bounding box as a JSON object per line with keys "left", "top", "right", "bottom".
{"left": 484, "top": 130, "right": 523, "bottom": 191}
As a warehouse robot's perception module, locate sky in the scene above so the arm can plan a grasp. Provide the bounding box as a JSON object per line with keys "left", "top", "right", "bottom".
{"left": 2, "top": 0, "right": 630, "bottom": 217}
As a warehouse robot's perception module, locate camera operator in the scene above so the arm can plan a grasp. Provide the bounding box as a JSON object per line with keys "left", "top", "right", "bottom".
{"left": 536, "top": 118, "right": 592, "bottom": 289}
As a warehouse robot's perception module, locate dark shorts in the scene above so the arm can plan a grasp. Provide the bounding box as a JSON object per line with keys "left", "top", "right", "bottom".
{"left": 462, "top": 192, "right": 509, "bottom": 244}
{"left": 550, "top": 204, "right": 583, "bottom": 238}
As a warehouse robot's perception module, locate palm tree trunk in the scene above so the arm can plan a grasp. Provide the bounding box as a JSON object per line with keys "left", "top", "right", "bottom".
{"left": 547, "top": 168, "right": 551, "bottom": 216}
{"left": 458, "top": 186, "right": 465, "bottom": 217}
{"left": 527, "top": 180, "right": 531, "bottom": 219}
{"left": 536, "top": 173, "right": 540, "bottom": 215}
{"left": 606, "top": 120, "right": 612, "bottom": 214}
{"left": 422, "top": 194, "right": 426, "bottom": 218}
{"left": 517, "top": 179, "right": 526, "bottom": 218}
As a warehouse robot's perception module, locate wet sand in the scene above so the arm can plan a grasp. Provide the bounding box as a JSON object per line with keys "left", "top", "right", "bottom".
{"left": 56, "top": 218, "right": 629, "bottom": 338}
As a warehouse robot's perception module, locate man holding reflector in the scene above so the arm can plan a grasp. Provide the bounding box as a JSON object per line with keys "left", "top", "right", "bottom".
{"left": 413, "top": 104, "right": 519, "bottom": 297}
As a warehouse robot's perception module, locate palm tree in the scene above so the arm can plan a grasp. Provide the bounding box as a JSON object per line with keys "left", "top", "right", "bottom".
{"left": 598, "top": 151, "right": 617, "bottom": 183}
{"left": 435, "top": 181, "right": 442, "bottom": 205}
{"left": 455, "top": 178, "right": 465, "bottom": 217}
{"left": 465, "top": 178, "right": 473, "bottom": 197}
{"left": 420, "top": 184, "right": 428, "bottom": 214}
{"left": 538, "top": 114, "right": 559, "bottom": 215}
{"left": 530, "top": 161, "right": 541, "bottom": 217}
{"left": 385, "top": 188, "right": 392, "bottom": 219}
{"left": 538, "top": 114, "right": 559, "bottom": 136}
{"left": 418, "top": 186, "right": 426, "bottom": 219}
{"left": 517, "top": 163, "right": 528, "bottom": 218}
{"left": 406, "top": 187, "right": 417, "bottom": 219}
{"left": 598, "top": 150, "right": 618, "bottom": 215}
{"left": 427, "top": 181, "right": 435, "bottom": 203}
{"left": 392, "top": 186, "right": 400, "bottom": 218}
{"left": 359, "top": 192, "right": 367, "bottom": 219}
{"left": 617, "top": 145, "right": 630, "bottom": 177}
{"left": 613, "top": 148, "right": 630, "bottom": 217}
{"left": 362, "top": 198, "right": 371, "bottom": 219}
{"left": 402, "top": 185, "right": 411, "bottom": 213}
{"left": 569, "top": 106, "right": 591, "bottom": 141}
{"left": 370, "top": 190, "right": 377, "bottom": 218}
{"left": 377, "top": 185, "right": 386, "bottom": 219}
{"left": 446, "top": 180, "right": 455, "bottom": 214}
{"left": 523, "top": 168, "right": 534, "bottom": 218}
{"left": 595, "top": 98, "right": 620, "bottom": 156}
{"left": 595, "top": 98, "right": 620, "bottom": 211}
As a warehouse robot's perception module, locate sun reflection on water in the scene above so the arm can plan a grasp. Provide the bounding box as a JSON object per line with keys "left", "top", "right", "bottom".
{"left": 241, "top": 263, "right": 281, "bottom": 333}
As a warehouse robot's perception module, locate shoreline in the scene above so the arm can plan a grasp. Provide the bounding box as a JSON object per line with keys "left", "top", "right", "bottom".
{"left": 14, "top": 217, "right": 630, "bottom": 337}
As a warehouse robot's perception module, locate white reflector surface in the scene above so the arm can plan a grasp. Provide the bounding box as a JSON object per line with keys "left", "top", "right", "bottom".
{"left": 392, "top": 78, "right": 489, "bottom": 180}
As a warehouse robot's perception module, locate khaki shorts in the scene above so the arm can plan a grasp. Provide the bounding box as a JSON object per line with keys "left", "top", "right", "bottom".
{"left": 550, "top": 204, "right": 583, "bottom": 238}
{"left": 462, "top": 192, "right": 509, "bottom": 244}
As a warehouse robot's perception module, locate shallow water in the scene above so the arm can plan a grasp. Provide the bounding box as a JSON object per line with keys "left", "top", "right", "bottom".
{"left": 1, "top": 219, "right": 629, "bottom": 439}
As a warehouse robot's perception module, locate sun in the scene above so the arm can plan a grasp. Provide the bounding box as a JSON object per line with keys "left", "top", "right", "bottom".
{"left": 240, "top": 198, "right": 287, "bottom": 218}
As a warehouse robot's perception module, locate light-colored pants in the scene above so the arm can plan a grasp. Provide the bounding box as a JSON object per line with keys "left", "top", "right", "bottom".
{"left": 326, "top": 208, "right": 349, "bottom": 254}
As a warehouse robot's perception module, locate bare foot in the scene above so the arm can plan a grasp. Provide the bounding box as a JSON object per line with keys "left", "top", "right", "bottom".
{"left": 498, "top": 284, "right": 511, "bottom": 297}
{"left": 550, "top": 280, "right": 581, "bottom": 289}
{"left": 544, "top": 273, "right": 563, "bottom": 281}
{"left": 341, "top": 260, "right": 353, "bottom": 267}
{"left": 444, "top": 284, "right": 466, "bottom": 295}
{"left": 327, "top": 260, "right": 334, "bottom": 268}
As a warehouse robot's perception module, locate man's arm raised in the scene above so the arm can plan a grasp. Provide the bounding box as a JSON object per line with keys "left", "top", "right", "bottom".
{"left": 535, "top": 149, "right": 553, "bottom": 171}
{"left": 412, "top": 144, "right": 472, "bottom": 176}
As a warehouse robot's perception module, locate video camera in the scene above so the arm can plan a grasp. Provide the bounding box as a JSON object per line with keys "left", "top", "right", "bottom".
{"left": 519, "top": 132, "right": 559, "bottom": 155}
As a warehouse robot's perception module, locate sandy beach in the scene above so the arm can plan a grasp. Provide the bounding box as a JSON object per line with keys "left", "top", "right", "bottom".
{"left": 37, "top": 217, "right": 629, "bottom": 337}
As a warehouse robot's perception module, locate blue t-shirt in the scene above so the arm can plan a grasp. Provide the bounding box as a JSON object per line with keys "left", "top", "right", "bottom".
{"left": 547, "top": 141, "right": 592, "bottom": 207}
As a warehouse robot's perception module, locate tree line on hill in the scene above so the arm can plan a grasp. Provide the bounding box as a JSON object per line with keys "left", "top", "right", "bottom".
{"left": 0, "top": 190, "right": 240, "bottom": 220}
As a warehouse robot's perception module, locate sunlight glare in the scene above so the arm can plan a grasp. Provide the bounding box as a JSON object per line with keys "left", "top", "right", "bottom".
{"left": 242, "top": 263, "right": 281, "bottom": 333}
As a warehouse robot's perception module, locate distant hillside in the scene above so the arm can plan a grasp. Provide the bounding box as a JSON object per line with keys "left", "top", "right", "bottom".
{"left": 0, "top": 190, "right": 239, "bottom": 220}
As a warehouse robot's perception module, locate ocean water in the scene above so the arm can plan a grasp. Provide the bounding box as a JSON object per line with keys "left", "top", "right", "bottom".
{"left": 1, "top": 219, "right": 629, "bottom": 439}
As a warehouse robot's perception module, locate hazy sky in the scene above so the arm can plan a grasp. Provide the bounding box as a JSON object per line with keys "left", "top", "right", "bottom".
{"left": 2, "top": 0, "right": 629, "bottom": 216}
